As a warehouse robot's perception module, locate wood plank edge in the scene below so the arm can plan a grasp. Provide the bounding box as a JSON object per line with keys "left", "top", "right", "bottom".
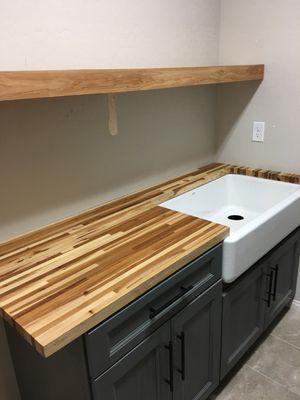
{"left": 0, "top": 65, "right": 265, "bottom": 101}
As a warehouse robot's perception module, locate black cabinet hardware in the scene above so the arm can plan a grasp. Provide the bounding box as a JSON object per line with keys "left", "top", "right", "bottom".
{"left": 149, "top": 285, "right": 194, "bottom": 319}
{"left": 263, "top": 271, "right": 274, "bottom": 307}
{"left": 165, "top": 341, "right": 174, "bottom": 392}
{"left": 271, "top": 265, "right": 279, "bottom": 301}
{"left": 176, "top": 332, "right": 186, "bottom": 380}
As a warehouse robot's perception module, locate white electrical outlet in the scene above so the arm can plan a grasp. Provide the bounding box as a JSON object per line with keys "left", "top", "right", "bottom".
{"left": 252, "top": 121, "right": 265, "bottom": 142}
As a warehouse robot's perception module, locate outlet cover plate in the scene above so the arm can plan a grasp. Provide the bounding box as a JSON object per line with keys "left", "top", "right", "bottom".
{"left": 252, "top": 121, "right": 265, "bottom": 142}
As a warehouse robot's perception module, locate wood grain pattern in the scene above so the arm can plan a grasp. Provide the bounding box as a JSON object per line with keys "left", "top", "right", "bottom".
{"left": 0, "top": 65, "right": 264, "bottom": 101}
{"left": 107, "top": 94, "right": 118, "bottom": 136}
{"left": 228, "top": 165, "right": 300, "bottom": 184}
{"left": 0, "top": 162, "right": 298, "bottom": 357}
{"left": 0, "top": 163, "right": 229, "bottom": 357}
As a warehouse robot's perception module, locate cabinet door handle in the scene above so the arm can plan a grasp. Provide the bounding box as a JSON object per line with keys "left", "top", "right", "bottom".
{"left": 271, "top": 265, "right": 279, "bottom": 301}
{"left": 264, "top": 271, "right": 274, "bottom": 307}
{"left": 164, "top": 341, "right": 174, "bottom": 392}
{"left": 176, "top": 332, "right": 186, "bottom": 381}
{"left": 149, "top": 285, "right": 194, "bottom": 319}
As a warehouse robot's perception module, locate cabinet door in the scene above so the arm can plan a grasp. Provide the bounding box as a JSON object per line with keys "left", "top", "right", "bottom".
{"left": 264, "top": 229, "right": 300, "bottom": 328}
{"left": 86, "top": 244, "right": 222, "bottom": 378}
{"left": 172, "top": 281, "right": 222, "bottom": 400}
{"left": 92, "top": 323, "right": 172, "bottom": 400}
{"left": 221, "top": 260, "right": 266, "bottom": 379}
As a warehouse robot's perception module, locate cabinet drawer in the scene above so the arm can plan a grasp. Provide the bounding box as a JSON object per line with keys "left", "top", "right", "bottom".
{"left": 85, "top": 244, "right": 222, "bottom": 379}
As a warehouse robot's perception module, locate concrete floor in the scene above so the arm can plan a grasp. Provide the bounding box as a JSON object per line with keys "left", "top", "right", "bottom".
{"left": 211, "top": 302, "right": 300, "bottom": 400}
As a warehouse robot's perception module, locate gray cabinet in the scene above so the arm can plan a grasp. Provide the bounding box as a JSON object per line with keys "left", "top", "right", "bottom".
{"left": 264, "top": 230, "right": 300, "bottom": 328}
{"left": 85, "top": 244, "right": 222, "bottom": 379}
{"left": 7, "top": 245, "right": 222, "bottom": 400}
{"left": 221, "top": 227, "right": 300, "bottom": 379}
{"left": 220, "top": 260, "right": 266, "bottom": 379}
{"left": 6, "top": 230, "right": 300, "bottom": 399}
{"left": 6, "top": 244, "right": 223, "bottom": 400}
{"left": 92, "top": 280, "right": 222, "bottom": 400}
{"left": 172, "top": 281, "right": 222, "bottom": 400}
{"left": 92, "top": 323, "right": 172, "bottom": 400}
{"left": 5, "top": 328, "right": 92, "bottom": 400}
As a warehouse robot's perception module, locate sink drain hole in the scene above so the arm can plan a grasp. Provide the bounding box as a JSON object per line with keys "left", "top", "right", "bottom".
{"left": 228, "top": 214, "right": 244, "bottom": 221}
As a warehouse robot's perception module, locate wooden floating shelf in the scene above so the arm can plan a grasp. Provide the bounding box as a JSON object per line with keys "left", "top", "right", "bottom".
{"left": 0, "top": 64, "right": 264, "bottom": 102}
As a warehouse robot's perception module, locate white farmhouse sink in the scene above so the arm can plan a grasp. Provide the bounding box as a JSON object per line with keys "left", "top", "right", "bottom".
{"left": 160, "top": 174, "right": 300, "bottom": 283}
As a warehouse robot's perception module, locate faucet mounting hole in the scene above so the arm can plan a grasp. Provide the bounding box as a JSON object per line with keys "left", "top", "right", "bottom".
{"left": 228, "top": 214, "right": 244, "bottom": 221}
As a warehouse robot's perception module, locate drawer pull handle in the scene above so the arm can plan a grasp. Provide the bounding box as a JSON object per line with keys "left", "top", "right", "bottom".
{"left": 271, "top": 265, "right": 279, "bottom": 301}
{"left": 149, "top": 285, "right": 194, "bottom": 319}
{"left": 164, "top": 341, "right": 174, "bottom": 392}
{"left": 263, "top": 271, "right": 274, "bottom": 308}
{"left": 177, "top": 332, "right": 186, "bottom": 381}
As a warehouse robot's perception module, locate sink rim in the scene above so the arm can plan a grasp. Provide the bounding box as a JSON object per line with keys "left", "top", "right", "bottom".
{"left": 160, "top": 173, "right": 300, "bottom": 242}
{"left": 159, "top": 173, "right": 300, "bottom": 283}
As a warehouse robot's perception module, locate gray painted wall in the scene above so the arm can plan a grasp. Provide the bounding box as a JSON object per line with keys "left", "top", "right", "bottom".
{"left": 0, "top": 87, "right": 216, "bottom": 242}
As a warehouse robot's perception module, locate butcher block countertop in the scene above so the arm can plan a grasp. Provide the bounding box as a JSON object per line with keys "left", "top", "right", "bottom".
{"left": 0, "top": 163, "right": 299, "bottom": 357}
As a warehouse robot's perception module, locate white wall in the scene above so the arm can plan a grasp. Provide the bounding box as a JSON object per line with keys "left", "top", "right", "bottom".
{"left": 217, "top": 0, "right": 300, "bottom": 173}
{"left": 0, "top": 1, "right": 221, "bottom": 399}
{"left": 217, "top": 0, "right": 300, "bottom": 300}
{"left": 1, "top": 0, "right": 220, "bottom": 70}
